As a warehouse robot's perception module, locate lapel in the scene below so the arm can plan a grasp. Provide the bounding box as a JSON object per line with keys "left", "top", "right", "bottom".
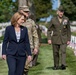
{"left": 56, "top": 16, "right": 61, "bottom": 25}
{"left": 61, "top": 16, "right": 65, "bottom": 30}
{"left": 56, "top": 16, "right": 64, "bottom": 25}
{"left": 56, "top": 16, "right": 65, "bottom": 30}
{"left": 56, "top": 16, "right": 64, "bottom": 30}
{"left": 61, "top": 16, "right": 65, "bottom": 25}
{"left": 11, "top": 25, "right": 17, "bottom": 42}
{"left": 12, "top": 25, "right": 24, "bottom": 42}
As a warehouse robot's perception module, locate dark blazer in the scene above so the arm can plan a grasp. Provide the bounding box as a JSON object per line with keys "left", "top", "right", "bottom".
{"left": 47, "top": 16, "right": 71, "bottom": 44}
{"left": 2, "top": 25, "right": 31, "bottom": 56}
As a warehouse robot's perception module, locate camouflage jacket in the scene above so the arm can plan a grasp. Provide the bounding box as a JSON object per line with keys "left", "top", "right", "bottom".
{"left": 23, "top": 18, "right": 39, "bottom": 49}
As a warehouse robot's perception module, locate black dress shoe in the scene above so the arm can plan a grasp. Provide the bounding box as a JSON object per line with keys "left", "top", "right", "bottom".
{"left": 24, "top": 70, "right": 28, "bottom": 75}
{"left": 32, "top": 63, "right": 36, "bottom": 66}
{"left": 61, "top": 64, "right": 66, "bottom": 70}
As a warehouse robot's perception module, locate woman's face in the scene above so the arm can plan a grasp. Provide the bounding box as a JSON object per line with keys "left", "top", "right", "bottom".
{"left": 17, "top": 15, "right": 25, "bottom": 25}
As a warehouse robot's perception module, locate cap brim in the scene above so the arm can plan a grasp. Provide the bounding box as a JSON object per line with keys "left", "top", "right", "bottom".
{"left": 23, "top": 9, "right": 30, "bottom": 12}
{"left": 59, "top": 10, "right": 64, "bottom": 12}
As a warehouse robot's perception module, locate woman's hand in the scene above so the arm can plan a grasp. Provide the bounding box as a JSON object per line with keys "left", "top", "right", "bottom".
{"left": 2, "top": 55, "right": 6, "bottom": 60}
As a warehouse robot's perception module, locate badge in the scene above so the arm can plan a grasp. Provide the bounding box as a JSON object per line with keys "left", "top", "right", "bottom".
{"left": 63, "top": 19, "right": 68, "bottom": 25}
{"left": 64, "top": 26, "right": 66, "bottom": 28}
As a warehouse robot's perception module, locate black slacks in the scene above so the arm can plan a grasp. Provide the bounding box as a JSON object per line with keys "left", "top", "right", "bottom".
{"left": 7, "top": 54, "right": 26, "bottom": 75}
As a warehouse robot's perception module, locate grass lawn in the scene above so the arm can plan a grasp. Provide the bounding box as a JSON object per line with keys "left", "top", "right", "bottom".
{"left": 29, "top": 44, "right": 76, "bottom": 75}
{"left": 0, "top": 44, "right": 76, "bottom": 75}
{"left": 0, "top": 59, "right": 8, "bottom": 75}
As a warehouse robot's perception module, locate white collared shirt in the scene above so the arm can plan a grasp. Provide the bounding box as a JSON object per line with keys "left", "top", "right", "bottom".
{"left": 15, "top": 31, "right": 20, "bottom": 42}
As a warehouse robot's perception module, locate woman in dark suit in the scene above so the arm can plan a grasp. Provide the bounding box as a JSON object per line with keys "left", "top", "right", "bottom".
{"left": 2, "top": 12, "right": 32, "bottom": 75}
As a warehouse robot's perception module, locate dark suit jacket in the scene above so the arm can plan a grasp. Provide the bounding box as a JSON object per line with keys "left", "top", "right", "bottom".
{"left": 2, "top": 25, "right": 31, "bottom": 56}
{"left": 47, "top": 15, "right": 71, "bottom": 44}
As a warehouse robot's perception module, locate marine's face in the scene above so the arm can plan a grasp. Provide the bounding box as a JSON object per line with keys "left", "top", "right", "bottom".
{"left": 57, "top": 10, "right": 64, "bottom": 18}
{"left": 24, "top": 11, "right": 29, "bottom": 17}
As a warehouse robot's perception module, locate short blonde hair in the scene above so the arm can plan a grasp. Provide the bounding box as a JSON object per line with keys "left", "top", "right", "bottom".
{"left": 11, "top": 12, "right": 25, "bottom": 26}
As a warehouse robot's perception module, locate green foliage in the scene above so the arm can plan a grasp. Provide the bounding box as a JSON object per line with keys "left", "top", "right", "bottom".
{"left": 61, "top": 0, "right": 76, "bottom": 21}
{"left": 0, "top": 0, "right": 18, "bottom": 22}
{"left": 33, "top": 0, "right": 52, "bottom": 21}
{"left": 0, "top": 0, "right": 55, "bottom": 22}
{"left": 71, "top": 0, "right": 76, "bottom": 5}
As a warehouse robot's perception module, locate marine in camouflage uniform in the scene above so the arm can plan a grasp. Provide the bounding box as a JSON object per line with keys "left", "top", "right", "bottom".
{"left": 19, "top": 5, "right": 39, "bottom": 75}
{"left": 23, "top": 18, "right": 39, "bottom": 67}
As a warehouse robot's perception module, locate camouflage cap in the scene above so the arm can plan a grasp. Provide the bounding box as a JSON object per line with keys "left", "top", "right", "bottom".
{"left": 58, "top": 6, "right": 64, "bottom": 12}
{"left": 19, "top": 5, "right": 30, "bottom": 12}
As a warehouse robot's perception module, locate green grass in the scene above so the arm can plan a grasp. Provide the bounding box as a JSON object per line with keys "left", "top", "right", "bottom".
{"left": 0, "top": 44, "right": 76, "bottom": 75}
{"left": 28, "top": 45, "right": 76, "bottom": 75}
{"left": 66, "top": 47, "right": 76, "bottom": 75}
{"left": 0, "top": 59, "right": 8, "bottom": 75}
{"left": 71, "top": 32, "right": 76, "bottom": 36}
{"left": 29, "top": 44, "right": 53, "bottom": 75}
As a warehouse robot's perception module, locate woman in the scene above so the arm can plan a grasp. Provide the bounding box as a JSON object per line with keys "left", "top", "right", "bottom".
{"left": 2, "top": 12, "right": 32, "bottom": 75}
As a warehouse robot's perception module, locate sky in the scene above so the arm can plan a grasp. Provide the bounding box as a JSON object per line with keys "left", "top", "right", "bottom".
{"left": 12, "top": 0, "right": 16, "bottom": 2}
{"left": 40, "top": 0, "right": 59, "bottom": 22}
{"left": 52, "top": 0, "right": 58, "bottom": 10}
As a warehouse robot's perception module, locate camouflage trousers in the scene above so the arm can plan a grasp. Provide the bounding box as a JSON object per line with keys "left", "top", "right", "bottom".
{"left": 24, "top": 49, "right": 39, "bottom": 72}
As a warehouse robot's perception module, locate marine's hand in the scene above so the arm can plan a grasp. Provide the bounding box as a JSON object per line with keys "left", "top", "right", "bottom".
{"left": 48, "top": 40, "right": 52, "bottom": 44}
{"left": 19, "top": 10, "right": 26, "bottom": 15}
{"left": 33, "top": 48, "right": 38, "bottom": 55}
{"left": 19, "top": 10, "right": 24, "bottom": 13}
{"left": 27, "top": 55, "right": 32, "bottom": 62}
{"left": 67, "top": 41, "right": 70, "bottom": 45}
{"left": 2, "top": 55, "right": 6, "bottom": 60}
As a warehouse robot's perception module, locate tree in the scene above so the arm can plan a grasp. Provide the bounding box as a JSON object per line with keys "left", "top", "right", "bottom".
{"left": 61, "top": 0, "right": 76, "bottom": 21}
{"left": 0, "top": 0, "right": 18, "bottom": 22}
{"left": 33, "top": 0, "right": 52, "bottom": 21}
{"left": 0, "top": 0, "right": 53, "bottom": 22}
{"left": 71, "top": 0, "right": 76, "bottom": 5}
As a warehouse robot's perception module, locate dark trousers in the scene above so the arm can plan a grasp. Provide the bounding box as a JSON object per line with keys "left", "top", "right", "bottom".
{"left": 32, "top": 49, "right": 39, "bottom": 66}
{"left": 52, "top": 44, "right": 67, "bottom": 67}
{"left": 32, "top": 53, "right": 38, "bottom": 65}
{"left": 6, "top": 54, "right": 26, "bottom": 75}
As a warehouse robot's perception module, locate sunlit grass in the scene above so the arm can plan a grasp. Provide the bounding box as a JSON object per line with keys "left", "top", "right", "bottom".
{"left": 29, "top": 45, "right": 76, "bottom": 75}
{"left": 0, "top": 59, "right": 8, "bottom": 75}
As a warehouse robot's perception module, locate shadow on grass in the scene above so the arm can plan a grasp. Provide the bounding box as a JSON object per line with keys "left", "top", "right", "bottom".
{"left": 67, "top": 60, "right": 76, "bottom": 63}
{"left": 35, "top": 62, "right": 40, "bottom": 66}
{"left": 41, "top": 38, "right": 47, "bottom": 44}
{"left": 46, "top": 66, "right": 54, "bottom": 70}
